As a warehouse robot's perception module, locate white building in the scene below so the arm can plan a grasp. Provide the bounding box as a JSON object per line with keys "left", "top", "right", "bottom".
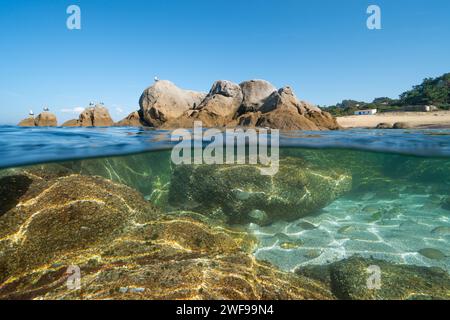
{"left": 354, "top": 109, "right": 377, "bottom": 115}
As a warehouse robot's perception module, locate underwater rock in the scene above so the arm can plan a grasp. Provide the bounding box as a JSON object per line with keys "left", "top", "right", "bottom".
{"left": 0, "top": 168, "right": 333, "bottom": 300}
{"left": 295, "top": 256, "right": 450, "bottom": 300}
{"left": 168, "top": 157, "right": 352, "bottom": 225}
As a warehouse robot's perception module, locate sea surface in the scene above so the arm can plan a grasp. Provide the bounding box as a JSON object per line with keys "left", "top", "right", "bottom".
{"left": 1, "top": 125, "right": 450, "bottom": 295}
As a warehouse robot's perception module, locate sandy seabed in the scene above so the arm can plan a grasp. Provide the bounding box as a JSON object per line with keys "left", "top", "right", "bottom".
{"left": 337, "top": 111, "right": 450, "bottom": 129}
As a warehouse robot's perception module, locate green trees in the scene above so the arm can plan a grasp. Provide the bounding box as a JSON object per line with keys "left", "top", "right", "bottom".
{"left": 399, "top": 73, "right": 450, "bottom": 108}
{"left": 326, "top": 73, "right": 450, "bottom": 116}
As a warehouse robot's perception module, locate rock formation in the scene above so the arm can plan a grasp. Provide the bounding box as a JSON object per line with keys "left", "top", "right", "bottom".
{"left": 78, "top": 105, "right": 114, "bottom": 127}
{"left": 0, "top": 166, "right": 333, "bottom": 300}
{"left": 115, "top": 110, "right": 149, "bottom": 127}
{"left": 137, "top": 79, "right": 340, "bottom": 130}
{"left": 17, "top": 79, "right": 339, "bottom": 130}
{"left": 139, "top": 80, "right": 206, "bottom": 127}
{"left": 295, "top": 256, "right": 450, "bottom": 300}
{"left": 18, "top": 112, "right": 58, "bottom": 127}
{"left": 34, "top": 111, "right": 58, "bottom": 126}
{"left": 61, "top": 119, "right": 80, "bottom": 127}
{"left": 168, "top": 157, "right": 352, "bottom": 225}
{"left": 17, "top": 117, "right": 36, "bottom": 127}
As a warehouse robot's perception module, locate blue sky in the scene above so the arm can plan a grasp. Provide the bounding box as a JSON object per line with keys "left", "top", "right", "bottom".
{"left": 0, "top": 0, "right": 449, "bottom": 124}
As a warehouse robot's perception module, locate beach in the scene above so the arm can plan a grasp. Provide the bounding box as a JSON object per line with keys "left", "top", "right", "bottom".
{"left": 337, "top": 111, "right": 450, "bottom": 129}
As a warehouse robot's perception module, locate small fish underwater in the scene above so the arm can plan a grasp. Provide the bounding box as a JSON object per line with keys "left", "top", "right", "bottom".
{"left": 0, "top": 127, "right": 449, "bottom": 300}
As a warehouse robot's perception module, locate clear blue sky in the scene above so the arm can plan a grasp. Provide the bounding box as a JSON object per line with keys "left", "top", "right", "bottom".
{"left": 0, "top": 0, "right": 449, "bottom": 124}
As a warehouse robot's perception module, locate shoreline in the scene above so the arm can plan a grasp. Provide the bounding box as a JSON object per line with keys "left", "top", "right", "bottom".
{"left": 337, "top": 111, "right": 450, "bottom": 129}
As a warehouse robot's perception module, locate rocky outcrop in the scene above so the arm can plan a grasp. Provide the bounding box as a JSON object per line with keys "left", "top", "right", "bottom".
{"left": 196, "top": 80, "right": 243, "bottom": 118}
{"left": 115, "top": 111, "right": 148, "bottom": 127}
{"left": 61, "top": 119, "right": 80, "bottom": 127}
{"left": 295, "top": 256, "right": 450, "bottom": 300}
{"left": 239, "top": 80, "right": 277, "bottom": 113}
{"left": 137, "top": 79, "right": 340, "bottom": 130}
{"left": 0, "top": 167, "right": 333, "bottom": 300}
{"left": 35, "top": 112, "right": 58, "bottom": 126}
{"left": 78, "top": 105, "right": 114, "bottom": 127}
{"left": 17, "top": 117, "right": 36, "bottom": 127}
{"left": 139, "top": 80, "right": 206, "bottom": 127}
{"left": 168, "top": 157, "right": 352, "bottom": 225}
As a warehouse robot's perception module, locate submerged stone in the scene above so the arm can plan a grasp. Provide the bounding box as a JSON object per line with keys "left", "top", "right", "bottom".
{"left": 168, "top": 157, "right": 352, "bottom": 225}
{"left": 0, "top": 168, "right": 333, "bottom": 300}
{"left": 295, "top": 256, "right": 450, "bottom": 300}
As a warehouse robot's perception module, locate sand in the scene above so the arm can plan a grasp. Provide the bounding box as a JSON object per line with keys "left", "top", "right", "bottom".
{"left": 337, "top": 111, "right": 450, "bottom": 129}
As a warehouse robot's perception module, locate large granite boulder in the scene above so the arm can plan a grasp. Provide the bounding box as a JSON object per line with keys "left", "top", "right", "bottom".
{"left": 295, "top": 256, "right": 450, "bottom": 300}
{"left": 0, "top": 167, "right": 333, "bottom": 300}
{"left": 239, "top": 80, "right": 277, "bottom": 113}
{"left": 139, "top": 80, "right": 206, "bottom": 127}
{"left": 17, "top": 117, "right": 36, "bottom": 127}
{"left": 238, "top": 86, "right": 340, "bottom": 130}
{"left": 168, "top": 157, "right": 352, "bottom": 225}
{"left": 34, "top": 112, "right": 57, "bottom": 126}
{"left": 196, "top": 80, "right": 243, "bottom": 118}
{"left": 135, "top": 79, "right": 340, "bottom": 131}
{"left": 78, "top": 105, "right": 114, "bottom": 127}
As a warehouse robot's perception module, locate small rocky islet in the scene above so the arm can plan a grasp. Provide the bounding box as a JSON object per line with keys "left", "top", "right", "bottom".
{"left": 1, "top": 150, "right": 450, "bottom": 300}
{"left": 18, "top": 79, "right": 340, "bottom": 130}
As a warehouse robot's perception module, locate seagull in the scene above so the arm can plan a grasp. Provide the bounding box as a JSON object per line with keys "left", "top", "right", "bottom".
{"left": 29, "top": 109, "right": 34, "bottom": 116}
{"left": 154, "top": 76, "right": 159, "bottom": 82}
{"left": 43, "top": 107, "right": 49, "bottom": 112}
{"left": 89, "top": 101, "right": 95, "bottom": 106}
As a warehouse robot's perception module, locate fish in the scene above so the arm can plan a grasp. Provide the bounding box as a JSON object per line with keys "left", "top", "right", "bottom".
{"left": 418, "top": 248, "right": 447, "bottom": 260}
{"left": 297, "top": 221, "right": 318, "bottom": 230}
{"left": 431, "top": 226, "right": 450, "bottom": 235}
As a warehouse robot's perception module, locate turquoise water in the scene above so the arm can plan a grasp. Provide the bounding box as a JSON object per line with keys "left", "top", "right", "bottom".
{"left": 1, "top": 126, "right": 449, "bottom": 299}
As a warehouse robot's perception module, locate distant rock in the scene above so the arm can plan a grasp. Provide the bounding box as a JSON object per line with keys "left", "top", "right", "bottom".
{"left": 34, "top": 112, "right": 57, "bottom": 126}
{"left": 79, "top": 105, "right": 114, "bottom": 127}
{"left": 376, "top": 122, "right": 393, "bottom": 129}
{"left": 393, "top": 122, "right": 411, "bottom": 129}
{"left": 139, "top": 80, "right": 206, "bottom": 126}
{"left": 115, "top": 110, "right": 148, "bottom": 127}
{"left": 61, "top": 119, "right": 80, "bottom": 127}
{"left": 17, "top": 117, "right": 36, "bottom": 127}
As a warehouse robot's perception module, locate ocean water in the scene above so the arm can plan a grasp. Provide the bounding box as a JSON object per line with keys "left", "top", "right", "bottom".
{"left": 1, "top": 126, "right": 450, "bottom": 299}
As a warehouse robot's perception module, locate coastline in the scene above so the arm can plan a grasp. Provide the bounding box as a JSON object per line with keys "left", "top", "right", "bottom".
{"left": 337, "top": 111, "right": 450, "bottom": 129}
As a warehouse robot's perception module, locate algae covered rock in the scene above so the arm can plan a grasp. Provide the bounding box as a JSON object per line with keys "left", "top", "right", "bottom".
{"left": 0, "top": 167, "right": 333, "bottom": 300}
{"left": 295, "top": 256, "right": 450, "bottom": 300}
{"left": 168, "top": 157, "right": 352, "bottom": 225}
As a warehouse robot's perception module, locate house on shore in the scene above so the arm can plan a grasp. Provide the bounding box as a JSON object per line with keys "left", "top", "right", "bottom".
{"left": 354, "top": 109, "right": 377, "bottom": 115}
